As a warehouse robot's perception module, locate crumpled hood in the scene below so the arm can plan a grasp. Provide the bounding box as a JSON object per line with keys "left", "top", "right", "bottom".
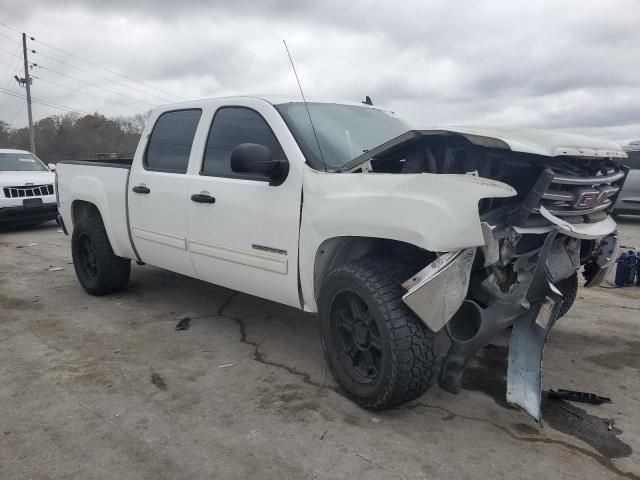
{"left": 435, "top": 126, "right": 627, "bottom": 158}
{"left": 342, "top": 127, "right": 627, "bottom": 171}
{"left": 0, "top": 170, "right": 55, "bottom": 187}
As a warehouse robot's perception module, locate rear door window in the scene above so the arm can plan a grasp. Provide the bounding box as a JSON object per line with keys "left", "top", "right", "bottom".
{"left": 145, "top": 109, "right": 202, "bottom": 173}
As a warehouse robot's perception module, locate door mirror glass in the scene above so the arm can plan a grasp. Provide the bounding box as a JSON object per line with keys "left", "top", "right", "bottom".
{"left": 230, "top": 143, "right": 289, "bottom": 186}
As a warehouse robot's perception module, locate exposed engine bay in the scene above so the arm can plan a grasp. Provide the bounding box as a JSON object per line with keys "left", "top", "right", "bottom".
{"left": 347, "top": 130, "right": 627, "bottom": 421}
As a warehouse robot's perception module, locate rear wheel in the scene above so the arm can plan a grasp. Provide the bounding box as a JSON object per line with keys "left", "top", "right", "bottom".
{"left": 318, "top": 257, "right": 438, "bottom": 410}
{"left": 72, "top": 216, "right": 130, "bottom": 295}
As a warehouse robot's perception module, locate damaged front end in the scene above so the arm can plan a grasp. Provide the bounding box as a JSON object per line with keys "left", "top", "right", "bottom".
{"left": 402, "top": 231, "right": 564, "bottom": 421}
{"left": 390, "top": 130, "right": 627, "bottom": 422}
{"left": 403, "top": 226, "right": 620, "bottom": 422}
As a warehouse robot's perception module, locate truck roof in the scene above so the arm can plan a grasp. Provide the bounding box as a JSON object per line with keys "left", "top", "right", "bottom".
{"left": 159, "top": 94, "right": 378, "bottom": 109}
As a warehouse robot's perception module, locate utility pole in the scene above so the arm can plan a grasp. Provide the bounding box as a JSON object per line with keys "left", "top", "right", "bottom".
{"left": 21, "top": 32, "right": 35, "bottom": 153}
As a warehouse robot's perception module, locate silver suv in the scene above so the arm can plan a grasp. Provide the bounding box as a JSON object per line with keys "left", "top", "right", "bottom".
{"left": 614, "top": 145, "right": 640, "bottom": 215}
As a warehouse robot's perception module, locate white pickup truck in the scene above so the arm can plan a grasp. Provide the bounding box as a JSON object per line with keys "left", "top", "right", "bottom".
{"left": 56, "top": 95, "right": 628, "bottom": 421}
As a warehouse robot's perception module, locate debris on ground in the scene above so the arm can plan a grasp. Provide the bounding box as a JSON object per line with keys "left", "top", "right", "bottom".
{"left": 218, "top": 363, "right": 237, "bottom": 368}
{"left": 370, "top": 417, "right": 382, "bottom": 424}
{"left": 320, "top": 429, "right": 328, "bottom": 440}
{"left": 548, "top": 389, "right": 612, "bottom": 405}
{"left": 175, "top": 317, "right": 191, "bottom": 331}
{"left": 46, "top": 266, "right": 64, "bottom": 272}
{"left": 16, "top": 243, "right": 38, "bottom": 249}
{"left": 559, "top": 405, "right": 583, "bottom": 420}
{"left": 150, "top": 372, "right": 167, "bottom": 390}
{"left": 608, "top": 418, "right": 616, "bottom": 431}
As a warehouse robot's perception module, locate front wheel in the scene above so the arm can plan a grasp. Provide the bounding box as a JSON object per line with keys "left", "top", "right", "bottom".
{"left": 72, "top": 216, "right": 131, "bottom": 295}
{"left": 318, "top": 257, "right": 439, "bottom": 410}
{"left": 555, "top": 272, "right": 578, "bottom": 318}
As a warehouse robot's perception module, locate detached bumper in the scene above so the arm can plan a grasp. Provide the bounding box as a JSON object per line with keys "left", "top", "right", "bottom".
{"left": 0, "top": 204, "right": 58, "bottom": 225}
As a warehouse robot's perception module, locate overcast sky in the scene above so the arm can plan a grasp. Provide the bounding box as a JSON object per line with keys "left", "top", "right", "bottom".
{"left": 0, "top": 0, "right": 638, "bottom": 143}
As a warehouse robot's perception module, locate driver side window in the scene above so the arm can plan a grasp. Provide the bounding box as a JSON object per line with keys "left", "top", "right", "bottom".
{"left": 201, "top": 107, "right": 286, "bottom": 180}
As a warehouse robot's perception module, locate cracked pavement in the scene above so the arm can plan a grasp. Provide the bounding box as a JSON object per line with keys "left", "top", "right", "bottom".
{"left": 1, "top": 219, "right": 640, "bottom": 479}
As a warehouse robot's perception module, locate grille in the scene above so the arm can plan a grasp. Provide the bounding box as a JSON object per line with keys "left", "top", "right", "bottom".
{"left": 3, "top": 184, "right": 55, "bottom": 198}
{"left": 539, "top": 165, "right": 625, "bottom": 219}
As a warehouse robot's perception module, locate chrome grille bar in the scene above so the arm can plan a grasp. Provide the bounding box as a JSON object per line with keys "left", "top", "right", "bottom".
{"left": 552, "top": 170, "right": 625, "bottom": 185}
{"left": 539, "top": 199, "right": 613, "bottom": 216}
{"left": 542, "top": 191, "right": 575, "bottom": 202}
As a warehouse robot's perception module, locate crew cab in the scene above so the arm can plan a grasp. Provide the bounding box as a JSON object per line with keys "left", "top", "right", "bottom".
{"left": 56, "top": 96, "right": 628, "bottom": 422}
{"left": 0, "top": 149, "right": 57, "bottom": 226}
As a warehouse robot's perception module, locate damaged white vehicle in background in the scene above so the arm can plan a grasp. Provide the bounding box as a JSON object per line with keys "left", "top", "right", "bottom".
{"left": 55, "top": 96, "right": 628, "bottom": 422}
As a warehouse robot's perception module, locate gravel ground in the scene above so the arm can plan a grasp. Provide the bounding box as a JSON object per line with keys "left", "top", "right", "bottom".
{"left": 1, "top": 218, "right": 639, "bottom": 479}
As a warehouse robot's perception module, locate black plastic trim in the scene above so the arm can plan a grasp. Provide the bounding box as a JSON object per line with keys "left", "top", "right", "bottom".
{"left": 57, "top": 160, "right": 132, "bottom": 169}
{"left": 0, "top": 204, "right": 58, "bottom": 224}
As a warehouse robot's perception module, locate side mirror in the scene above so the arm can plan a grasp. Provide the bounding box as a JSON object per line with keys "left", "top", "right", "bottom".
{"left": 48, "top": 163, "right": 56, "bottom": 171}
{"left": 230, "top": 143, "right": 289, "bottom": 186}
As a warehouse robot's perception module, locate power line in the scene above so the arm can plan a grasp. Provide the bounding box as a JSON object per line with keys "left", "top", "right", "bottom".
{"left": 2, "top": 19, "right": 184, "bottom": 103}
{"left": 33, "top": 74, "right": 143, "bottom": 113}
{"left": 36, "top": 64, "right": 157, "bottom": 107}
{"left": 6, "top": 97, "right": 24, "bottom": 125}
{"left": 0, "top": 20, "right": 167, "bottom": 127}
{"left": 0, "top": 57, "right": 18, "bottom": 68}
{"left": 0, "top": 21, "right": 20, "bottom": 34}
{"left": 31, "top": 49, "right": 175, "bottom": 103}
{"left": 0, "top": 46, "right": 21, "bottom": 84}
{"left": 31, "top": 36, "right": 187, "bottom": 101}
{"left": 0, "top": 87, "right": 91, "bottom": 115}
{"left": 0, "top": 45, "right": 21, "bottom": 59}
{"left": 0, "top": 31, "right": 20, "bottom": 45}
{"left": 0, "top": 49, "right": 22, "bottom": 112}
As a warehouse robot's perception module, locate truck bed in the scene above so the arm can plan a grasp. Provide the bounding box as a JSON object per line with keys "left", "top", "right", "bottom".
{"left": 57, "top": 158, "right": 133, "bottom": 169}
{"left": 57, "top": 161, "right": 138, "bottom": 261}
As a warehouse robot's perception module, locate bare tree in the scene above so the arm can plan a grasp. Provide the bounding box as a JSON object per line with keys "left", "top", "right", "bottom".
{"left": 1, "top": 111, "right": 149, "bottom": 162}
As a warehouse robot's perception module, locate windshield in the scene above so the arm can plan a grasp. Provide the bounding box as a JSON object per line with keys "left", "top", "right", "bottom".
{"left": 0, "top": 152, "right": 48, "bottom": 172}
{"left": 275, "top": 102, "right": 411, "bottom": 170}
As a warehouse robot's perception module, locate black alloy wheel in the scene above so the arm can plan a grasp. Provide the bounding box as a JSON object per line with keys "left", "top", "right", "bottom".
{"left": 71, "top": 216, "right": 131, "bottom": 295}
{"left": 77, "top": 233, "right": 99, "bottom": 280}
{"left": 330, "top": 291, "right": 383, "bottom": 383}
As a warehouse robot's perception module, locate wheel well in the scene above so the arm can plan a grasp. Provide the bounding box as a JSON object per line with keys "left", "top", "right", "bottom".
{"left": 313, "top": 236, "right": 435, "bottom": 300}
{"left": 71, "top": 200, "right": 103, "bottom": 227}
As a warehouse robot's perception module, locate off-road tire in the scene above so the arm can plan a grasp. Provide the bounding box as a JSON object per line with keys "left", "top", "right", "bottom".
{"left": 72, "top": 216, "right": 131, "bottom": 295}
{"left": 555, "top": 272, "right": 578, "bottom": 318}
{"left": 318, "top": 257, "right": 438, "bottom": 410}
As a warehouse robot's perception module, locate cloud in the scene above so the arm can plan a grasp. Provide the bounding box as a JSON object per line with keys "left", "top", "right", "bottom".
{"left": 0, "top": 0, "right": 638, "bottom": 143}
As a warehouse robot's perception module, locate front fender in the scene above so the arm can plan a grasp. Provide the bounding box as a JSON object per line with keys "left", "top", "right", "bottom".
{"left": 299, "top": 167, "right": 516, "bottom": 312}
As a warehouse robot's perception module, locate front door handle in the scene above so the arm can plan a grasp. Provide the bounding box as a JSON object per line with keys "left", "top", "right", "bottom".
{"left": 191, "top": 193, "right": 216, "bottom": 204}
{"left": 132, "top": 185, "right": 150, "bottom": 194}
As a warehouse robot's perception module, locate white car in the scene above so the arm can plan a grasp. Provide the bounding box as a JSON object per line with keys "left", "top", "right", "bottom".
{"left": 0, "top": 149, "right": 57, "bottom": 227}
{"left": 56, "top": 95, "right": 627, "bottom": 422}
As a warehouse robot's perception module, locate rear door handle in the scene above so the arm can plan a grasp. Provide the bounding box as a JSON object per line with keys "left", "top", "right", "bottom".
{"left": 191, "top": 193, "right": 216, "bottom": 204}
{"left": 132, "top": 185, "right": 150, "bottom": 194}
